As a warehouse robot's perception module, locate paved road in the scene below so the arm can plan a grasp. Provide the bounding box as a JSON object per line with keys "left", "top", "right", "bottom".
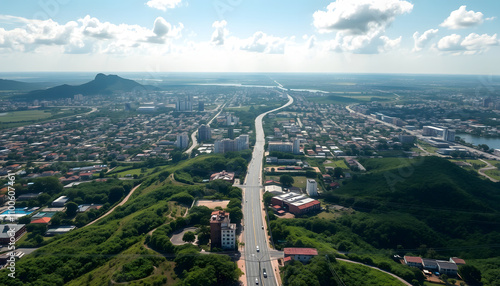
{"left": 478, "top": 159, "right": 499, "bottom": 182}
{"left": 243, "top": 94, "right": 294, "bottom": 286}
{"left": 85, "top": 183, "right": 142, "bottom": 227}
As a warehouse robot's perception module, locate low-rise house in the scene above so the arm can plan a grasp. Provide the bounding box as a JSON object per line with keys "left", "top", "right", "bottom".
{"left": 437, "top": 261, "right": 458, "bottom": 276}
{"left": 283, "top": 248, "right": 318, "bottom": 263}
{"left": 422, "top": 258, "right": 438, "bottom": 271}
{"left": 404, "top": 256, "right": 423, "bottom": 268}
{"left": 450, "top": 257, "right": 466, "bottom": 265}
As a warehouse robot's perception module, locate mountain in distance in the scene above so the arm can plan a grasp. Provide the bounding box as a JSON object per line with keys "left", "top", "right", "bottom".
{"left": 0, "top": 79, "right": 46, "bottom": 91}
{"left": 23, "top": 73, "right": 157, "bottom": 100}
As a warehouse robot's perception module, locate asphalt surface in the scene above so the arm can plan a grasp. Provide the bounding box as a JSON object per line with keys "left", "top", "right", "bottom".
{"left": 243, "top": 94, "right": 293, "bottom": 286}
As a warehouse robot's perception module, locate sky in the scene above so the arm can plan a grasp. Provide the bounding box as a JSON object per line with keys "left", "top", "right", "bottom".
{"left": 0, "top": 0, "right": 499, "bottom": 74}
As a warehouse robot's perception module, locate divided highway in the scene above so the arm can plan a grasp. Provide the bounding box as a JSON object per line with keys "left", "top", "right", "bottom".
{"left": 243, "top": 94, "right": 293, "bottom": 286}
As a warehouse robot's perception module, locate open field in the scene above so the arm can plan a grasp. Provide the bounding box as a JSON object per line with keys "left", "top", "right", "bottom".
{"left": 323, "top": 159, "right": 349, "bottom": 170}
{"left": 195, "top": 199, "right": 230, "bottom": 209}
{"left": 0, "top": 110, "right": 52, "bottom": 123}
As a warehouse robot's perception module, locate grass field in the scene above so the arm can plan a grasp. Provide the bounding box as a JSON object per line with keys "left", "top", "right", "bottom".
{"left": 0, "top": 110, "right": 52, "bottom": 123}
{"left": 485, "top": 169, "right": 500, "bottom": 181}
{"left": 266, "top": 175, "right": 308, "bottom": 189}
{"left": 323, "top": 159, "right": 349, "bottom": 170}
{"left": 449, "top": 159, "right": 487, "bottom": 169}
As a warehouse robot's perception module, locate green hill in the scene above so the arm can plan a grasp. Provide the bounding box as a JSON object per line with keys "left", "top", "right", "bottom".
{"left": 324, "top": 156, "right": 500, "bottom": 257}
{"left": 23, "top": 73, "right": 157, "bottom": 100}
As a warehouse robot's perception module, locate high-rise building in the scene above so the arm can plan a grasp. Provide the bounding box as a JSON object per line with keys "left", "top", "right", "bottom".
{"left": 198, "top": 101, "right": 205, "bottom": 111}
{"left": 210, "top": 210, "right": 236, "bottom": 249}
{"left": 214, "top": 135, "right": 249, "bottom": 154}
{"left": 176, "top": 133, "right": 189, "bottom": 149}
{"left": 227, "top": 128, "right": 234, "bottom": 139}
{"left": 293, "top": 138, "right": 301, "bottom": 154}
{"left": 306, "top": 179, "right": 318, "bottom": 197}
{"left": 422, "top": 126, "right": 455, "bottom": 142}
{"left": 198, "top": 124, "right": 212, "bottom": 142}
{"left": 176, "top": 96, "right": 192, "bottom": 111}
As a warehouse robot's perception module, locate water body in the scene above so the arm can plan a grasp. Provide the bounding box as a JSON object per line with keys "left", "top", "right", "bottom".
{"left": 457, "top": 133, "right": 500, "bottom": 150}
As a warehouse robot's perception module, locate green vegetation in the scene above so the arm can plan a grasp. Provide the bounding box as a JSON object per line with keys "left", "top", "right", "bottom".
{"left": 0, "top": 108, "right": 91, "bottom": 130}
{"left": 323, "top": 159, "right": 349, "bottom": 170}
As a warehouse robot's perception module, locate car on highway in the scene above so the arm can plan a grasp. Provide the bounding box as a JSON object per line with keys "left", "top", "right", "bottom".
{"left": 263, "top": 268, "right": 267, "bottom": 278}
{"left": 255, "top": 278, "right": 259, "bottom": 284}
{"left": 256, "top": 246, "right": 259, "bottom": 252}
{"left": 261, "top": 225, "right": 264, "bottom": 229}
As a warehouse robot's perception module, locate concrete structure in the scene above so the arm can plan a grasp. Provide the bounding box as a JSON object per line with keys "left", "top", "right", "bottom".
{"left": 0, "top": 224, "right": 26, "bottom": 244}
{"left": 176, "top": 133, "right": 189, "bottom": 149}
{"left": 210, "top": 211, "right": 236, "bottom": 249}
{"left": 198, "top": 101, "right": 204, "bottom": 111}
{"left": 52, "top": 196, "right": 69, "bottom": 207}
{"left": 198, "top": 124, "right": 212, "bottom": 142}
{"left": 293, "top": 138, "right": 301, "bottom": 154}
{"left": 214, "top": 135, "right": 249, "bottom": 154}
{"left": 268, "top": 141, "right": 293, "bottom": 153}
{"left": 176, "top": 97, "right": 192, "bottom": 111}
{"left": 423, "top": 126, "right": 455, "bottom": 142}
{"left": 271, "top": 192, "right": 320, "bottom": 215}
{"left": 306, "top": 179, "right": 318, "bottom": 196}
{"left": 283, "top": 248, "right": 318, "bottom": 263}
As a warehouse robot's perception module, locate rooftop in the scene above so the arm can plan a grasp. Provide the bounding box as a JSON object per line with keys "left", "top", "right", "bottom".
{"left": 284, "top": 248, "right": 318, "bottom": 256}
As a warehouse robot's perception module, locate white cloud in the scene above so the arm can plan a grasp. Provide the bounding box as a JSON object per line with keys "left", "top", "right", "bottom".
{"left": 313, "top": 0, "right": 411, "bottom": 54}
{"left": 412, "top": 29, "right": 439, "bottom": 52}
{"left": 313, "top": 0, "right": 413, "bottom": 35}
{"left": 211, "top": 20, "right": 227, "bottom": 46}
{"left": 146, "top": 0, "right": 182, "bottom": 11}
{"left": 436, "top": 33, "right": 499, "bottom": 54}
{"left": 0, "top": 14, "right": 183, "bottom": 54}
{"left": 440, "top": 6, "right": 488, "bottom": 29}
{"left": 240, "top": 32, "right": 287, "bottom": 54}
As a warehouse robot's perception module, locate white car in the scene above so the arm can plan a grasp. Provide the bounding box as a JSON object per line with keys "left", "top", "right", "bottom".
{"left": 256, "top": 246, "right": 259, "bottom": 252}
{"left": 255, "top": 278, "right": 259, "bottom": 284}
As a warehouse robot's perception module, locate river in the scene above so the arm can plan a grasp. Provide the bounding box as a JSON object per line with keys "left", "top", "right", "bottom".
{"left": 456, "top": 133, "right": 500, "bottom": 150}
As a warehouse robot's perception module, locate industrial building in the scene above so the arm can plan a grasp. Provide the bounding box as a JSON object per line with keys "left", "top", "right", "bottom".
{"left": 270, "top": 192, "right": 320, "bottom": 215}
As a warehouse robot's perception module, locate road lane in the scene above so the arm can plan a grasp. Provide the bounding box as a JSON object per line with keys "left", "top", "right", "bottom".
{"left": 243, "top": 94, "right": 293, "bottom": 286}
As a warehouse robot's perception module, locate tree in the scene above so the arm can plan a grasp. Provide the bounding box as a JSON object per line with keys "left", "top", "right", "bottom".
{"left": 108, "top": 186, "right": 125, "bottom": 203}
{"left": 18, "top": 216, "right": 31, "bottom": 224}
{"left": 65, "top": 202, "right": 79, "bottom": 217}
{"left": 459, "top": 265, "right": 481, "bottom": 285}
{"left": 280, "top": 175, "right": 294, "bottom": 187}
{"left": 183, "top": 231, "right": 196, "bottom": 243}
{"left": 333, "top": 167, "right": 344, "bottom": 179}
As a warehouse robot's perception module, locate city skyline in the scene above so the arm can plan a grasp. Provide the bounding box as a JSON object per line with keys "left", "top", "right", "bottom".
{"left": 0, "top": 0, "right": 499, "bottom": 74}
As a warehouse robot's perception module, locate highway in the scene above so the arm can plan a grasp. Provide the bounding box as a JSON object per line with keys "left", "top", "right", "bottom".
{"left": 243, "top": 94, "right": 293, "bottom": 286}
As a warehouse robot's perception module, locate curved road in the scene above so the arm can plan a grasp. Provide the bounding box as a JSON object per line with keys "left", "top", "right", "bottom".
{"left": 243, "top": 94, "right": 294, "bottom": 286}
{"left": 337, "top": 258, "right": 411, "bottom": 286}
{"left": 85, "top": 183, "right": 142, "bottom": 227}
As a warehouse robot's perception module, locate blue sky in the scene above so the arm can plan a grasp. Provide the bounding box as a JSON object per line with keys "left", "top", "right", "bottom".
{"left": 0, "top": 0, "right": 499, "bottom": 74}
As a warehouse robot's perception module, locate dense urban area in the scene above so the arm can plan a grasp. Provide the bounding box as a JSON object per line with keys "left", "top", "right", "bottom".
{"left": 0, "top": 73, "right": 499, "bottom": 286}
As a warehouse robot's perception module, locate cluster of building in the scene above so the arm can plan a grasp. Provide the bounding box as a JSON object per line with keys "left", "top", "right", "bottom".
{"left": 422, "top": 126, "right": 456, "bottom": 142}
{"left": 214, "top": 135, "right": 249, "bottom": 154}
{"left": 404, "top": 256, "right": 465, "bottom": 276}
{"left": 268, "top": 138, "right": 302, "bottom": 154}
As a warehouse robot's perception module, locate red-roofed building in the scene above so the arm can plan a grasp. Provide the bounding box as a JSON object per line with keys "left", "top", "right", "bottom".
{"left": 450, "top": 257, "right": 465, "bottom": 265}
{"left": 404, "top": 256, "right": 423, "bottom": 268}
{"left": 31, "top": 217, "right": 51, "bottom": 224}
{"left": 284, "top": 248, "right": 318, "bottom": 263}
